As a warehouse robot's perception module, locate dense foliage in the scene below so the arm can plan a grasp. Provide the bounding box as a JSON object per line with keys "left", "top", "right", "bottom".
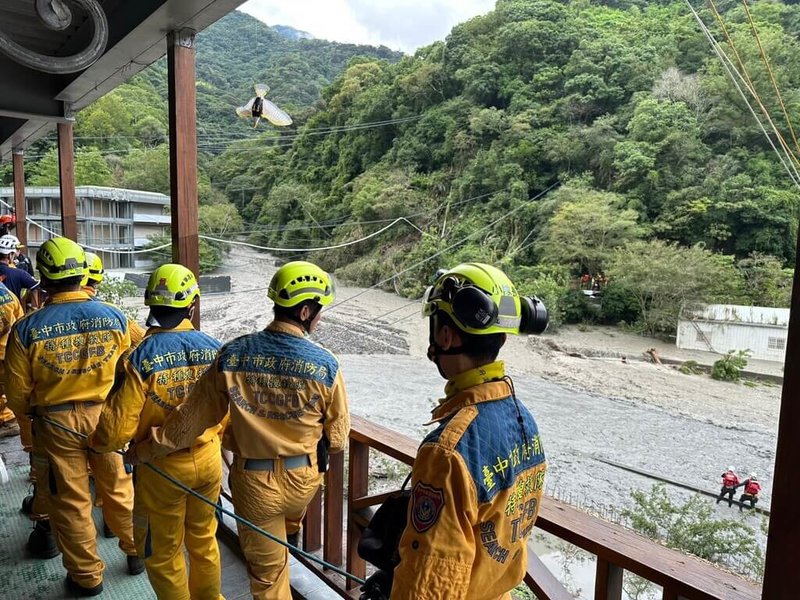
{"left": 208, "top": 0, "right": 798, "bottom": 331}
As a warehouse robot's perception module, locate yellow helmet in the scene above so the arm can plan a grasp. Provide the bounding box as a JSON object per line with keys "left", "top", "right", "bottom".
{"left": 84, "top": 252, "right": 105, "bottom": 284}
{"left": 37, "top": 237, "right": 87, "bottom": 281}
{"left": 422, "top": 263, "right": 548, "bottom": 335}
{"left": 144, "top": 263, "right": 199, "bottom": 308}
{"left": 268, "top": 261, "right": 335, "bottom": 308}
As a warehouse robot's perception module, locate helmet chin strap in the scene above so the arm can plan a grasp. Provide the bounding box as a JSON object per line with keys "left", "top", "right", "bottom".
{"left": 427, "top": 317, "right": 468, "bottom": 378}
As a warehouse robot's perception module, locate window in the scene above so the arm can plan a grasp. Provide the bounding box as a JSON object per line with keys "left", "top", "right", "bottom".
{"left": 768, "top": 337, "right": 786, "bottom": 351}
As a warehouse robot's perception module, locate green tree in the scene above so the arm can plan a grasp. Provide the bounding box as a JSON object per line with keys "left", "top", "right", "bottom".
{"left": 535, "top": 187, "right": 644, "bottom": 274}
{"left": 607, "top": 240, "right": 745, "bottom": 335}
{"left": 737, "top": 253, "right": 794, "bottom": 307}
{"left": 624, "top": 484, "right": 764, "bottom": 580}
{"left": 28, "top": 147, "right": 114, "bottom": 187}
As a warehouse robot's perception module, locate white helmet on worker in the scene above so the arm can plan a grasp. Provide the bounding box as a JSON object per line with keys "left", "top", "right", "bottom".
{"left": 728, "top": 466, "right": 735, "bottom": 472}
{"left": 0, "top": 234, "right": 18, "bottom": 255}
{"left": 749, "top": 473, "right": 757, "bottom": 480}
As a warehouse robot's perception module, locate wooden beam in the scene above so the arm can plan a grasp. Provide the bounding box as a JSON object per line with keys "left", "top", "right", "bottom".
{"left": 324, "top": 452, "right": 344, "bottom": 567}
{"left": 346, "top": 440, "right": 369, "bottom": 590}
{"left": 57, "top": 122, "right": 77, "bottom": 240}
{"left": 595, "top": 559, "right": 623, "bottom": 600}
{"left": 167, "top": 29, "right": 200, "bottom": 327}
{"left": 303, "top": 488, "right": 322, "bottom": 552}
{"left": 12, "top": 150, "right": 26, "bottom": 247}
{"left": 762, "top": 218, "right": 800, "bottom": 598}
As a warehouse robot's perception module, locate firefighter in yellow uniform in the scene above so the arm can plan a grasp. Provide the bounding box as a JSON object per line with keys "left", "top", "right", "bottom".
{"left": 3, "top": 237, "right": 143, "bottom": 597}
{"left": 83, "top": 251, "right": 145, "bottom": 346}
{"left": 385, "top": 264, "right": 548, "bottom": 600}
{"left": 130, "top": 261, "right": 351, "bottom": 600}
{"left": 0, "top": 279, "right": 24, "bottom": 437}
{"left": 89, "top": 264, "right": 224, "bottom": 600}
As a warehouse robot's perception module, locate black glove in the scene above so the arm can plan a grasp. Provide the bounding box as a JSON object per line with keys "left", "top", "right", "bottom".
{"left": 359, "top": 570, "right": 393, "bottom": 600}
{"left": 317, "top": 434, "right": 330, "bottom": 473}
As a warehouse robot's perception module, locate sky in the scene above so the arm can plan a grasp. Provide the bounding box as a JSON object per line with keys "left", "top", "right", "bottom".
{"left": 240, "top": 0, "right": 496, "bottom": 53}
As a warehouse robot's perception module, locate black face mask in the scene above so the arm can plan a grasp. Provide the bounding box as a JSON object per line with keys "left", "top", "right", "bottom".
{"left": 427, "top": 316, "right": 468, "bottom": 379}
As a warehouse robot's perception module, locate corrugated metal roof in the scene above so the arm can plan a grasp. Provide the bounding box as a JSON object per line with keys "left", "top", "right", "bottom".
{"left": 681, "top": 304, "right": 790, "bottom": 327}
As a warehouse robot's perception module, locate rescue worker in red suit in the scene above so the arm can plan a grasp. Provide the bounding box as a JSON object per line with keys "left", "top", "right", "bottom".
{"left": 738, "top": 473, "right": 761, "bottom": 512}
{"left": 716, "top": 466, "right": 739, "bottom": 508}
{"left": 128, "top": 261, "right": 350, "bottom": 600}
{"left": 379, "top": 264, "right": 548, "bottom": 600}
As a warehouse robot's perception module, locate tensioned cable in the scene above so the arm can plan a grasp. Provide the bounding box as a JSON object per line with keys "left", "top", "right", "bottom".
{"left": 39, "top": 416, "right": 365, "bottom": 585}
{"left": 705, "top": 0, "right": 800, "bottom": 170}
{"left": 198, "top": 217, "right": 426, "bottom": 253}
{"left": 740, "top": 0, "right": 800, "bottom": 159}
{"left": 684, "top": 1, "right": 800, "bottom": 187}
{"left": 329, "top": 182, "right": 561, "bottom": 311}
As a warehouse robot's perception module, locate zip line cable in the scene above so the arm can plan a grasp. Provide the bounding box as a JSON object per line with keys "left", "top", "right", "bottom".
{"left": 39, "top": 416, "right": 366, "bottom": 585}
{"left": 705, "top": 0, "right": 800, "bottom": 170}
{"left": 328, "top": 182, "right": 561, "bottom": 312}
{"left": 684, "top": 1, "right": 800, "bottom": 187}
{"left": 198, "top": 217, "right": 427, "bottom": 253}
{"left": 740, "top": 0, "right": 800, "bottom": 159}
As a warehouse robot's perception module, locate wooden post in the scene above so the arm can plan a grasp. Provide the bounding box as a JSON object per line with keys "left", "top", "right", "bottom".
{"left": 57, "top": 122, "right": 77, "bottom": 240}
{"left": 303, "top": 489, "right": 323, "bottom": 553}
{"left": 167, "top": 29, "right": 200, "bottom": 327}
{"left": 762, "top": 227, "right": 800, "bottom": 598}
{"left": 12, "top": 150, "right": 26, "bottom": 247}
{"left": 346, "top": 441, "right": 369, "bottom": 590}
{"left": 324, "top": 452, "right": 345, "bottom": 567}
{"left": 594, "top": 559, "right": 623, "bottom": 600}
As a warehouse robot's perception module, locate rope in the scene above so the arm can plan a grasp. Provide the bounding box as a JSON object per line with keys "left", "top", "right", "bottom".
{"left": 198, "top": 217, "right": 425, "bottom": 253}
{"left": 329, "top": 181, "right": 561, "bottom": 311}
{"left": 706, "top": 0, "right": 800, "bottom": 169}
{"left": 39, "top": 416, "right": 366, "bottom": 585}
{"left": 684, "top": 1, "right": 800, "bottom": 187}
{"left": 740, "top": 0, "right": 800, "bottom": 159}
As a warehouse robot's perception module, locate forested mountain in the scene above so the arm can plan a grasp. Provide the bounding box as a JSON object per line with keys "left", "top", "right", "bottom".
{"left": 210, "top": 0, "right": 798, "bottom": 331}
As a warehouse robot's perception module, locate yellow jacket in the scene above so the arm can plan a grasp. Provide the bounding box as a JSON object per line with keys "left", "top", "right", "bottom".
{"left": 89, "top": 319, "right": 222, "bottom": 453}
{"left": 134, "top": 320, "right": 350, "bottom": 462}
{"left": 0, "top": 281, "right": 24, "bottom": 360}
{"left": 83, "top": 285, "right": 145, "bottom": 347}
{"left": 391, "top": 361, "right": 546, "bottom": 600}
{"left": 4, "top": 290, "right": 131, "bottom": 416}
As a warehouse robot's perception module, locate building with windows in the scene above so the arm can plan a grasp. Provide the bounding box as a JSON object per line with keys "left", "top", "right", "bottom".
{"left": 677, "top": 303, "right": 789, "bottom": 363}
{"left": 0, "top": 186, "right": 170, "bottom": 268}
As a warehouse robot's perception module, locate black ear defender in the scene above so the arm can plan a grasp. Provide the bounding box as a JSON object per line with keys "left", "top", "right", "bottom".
{"left": 451, "top": 285, "right": 498, "bottom": 330}
{"left": 519, "top": 296, "right": 549, "bottom": 334}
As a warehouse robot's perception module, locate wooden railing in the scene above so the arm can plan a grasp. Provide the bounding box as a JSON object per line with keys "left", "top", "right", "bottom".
{"left": 226, "top": 414, "right": 763, "bottom": 600}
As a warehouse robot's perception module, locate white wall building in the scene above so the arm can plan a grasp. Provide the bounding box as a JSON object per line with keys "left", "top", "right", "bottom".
{"left": 0, "top": 186, "right": 170, "bottom": 269}
{"left": 677, "top": 304, "right": 790, "bottom": 363}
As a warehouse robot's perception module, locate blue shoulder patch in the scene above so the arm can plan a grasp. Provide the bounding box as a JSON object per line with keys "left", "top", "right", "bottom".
{"left": 0, "top": 282, "right": 16, "bottom": 307}
{"left": 130, "top": 330, "right": 222, "bottom": 378}
{"left": 15, "top": 300, "right": 127, "bottom": 348}
{"left": 217, "top": 330, "right": 338, "bottom": 387}
{"left": 453, "top": 398, "right": 545, "bottom": 504}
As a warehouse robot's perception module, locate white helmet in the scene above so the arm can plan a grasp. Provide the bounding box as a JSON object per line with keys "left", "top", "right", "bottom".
{"left": 0, "top": 235, "right": 17, "bottom": 255}
{"left": 749, "top": 473, "right": 757, "bottom": 480}
{"left": 728, "top": 466, "right": 736, "bottom": 472}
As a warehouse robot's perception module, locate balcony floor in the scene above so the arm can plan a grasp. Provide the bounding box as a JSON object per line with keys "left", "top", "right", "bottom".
{"left": 0, "top": 435, "right": 337, "bottom": 600}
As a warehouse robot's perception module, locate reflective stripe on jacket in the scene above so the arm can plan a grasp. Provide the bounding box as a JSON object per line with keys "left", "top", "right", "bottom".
{"left": 136, "top": 320, "right": 350, "bottom": 461}
{"left": 391, "top": 361, "right": 547, "bottom": 600}
{"left": 3, "top": 290, "right": 131, "bottom": 415}
{"left": 89, "top": 319, "right": 222, "bottom": 453}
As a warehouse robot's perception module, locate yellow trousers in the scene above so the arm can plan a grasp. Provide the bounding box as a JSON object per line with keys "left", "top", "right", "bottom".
{"left": 33, "top": 402, "right": 136, "bottom": 588}
{"left": 230, "top": 459, "right": 321, "bottom": 600}
{"left": 134, "top": 436, "right": 224, "bottom": 600}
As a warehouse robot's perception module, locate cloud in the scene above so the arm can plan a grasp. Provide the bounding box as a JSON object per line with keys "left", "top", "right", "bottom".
{"left": 239, "top": 0, "right": 494, "bottom": 52}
